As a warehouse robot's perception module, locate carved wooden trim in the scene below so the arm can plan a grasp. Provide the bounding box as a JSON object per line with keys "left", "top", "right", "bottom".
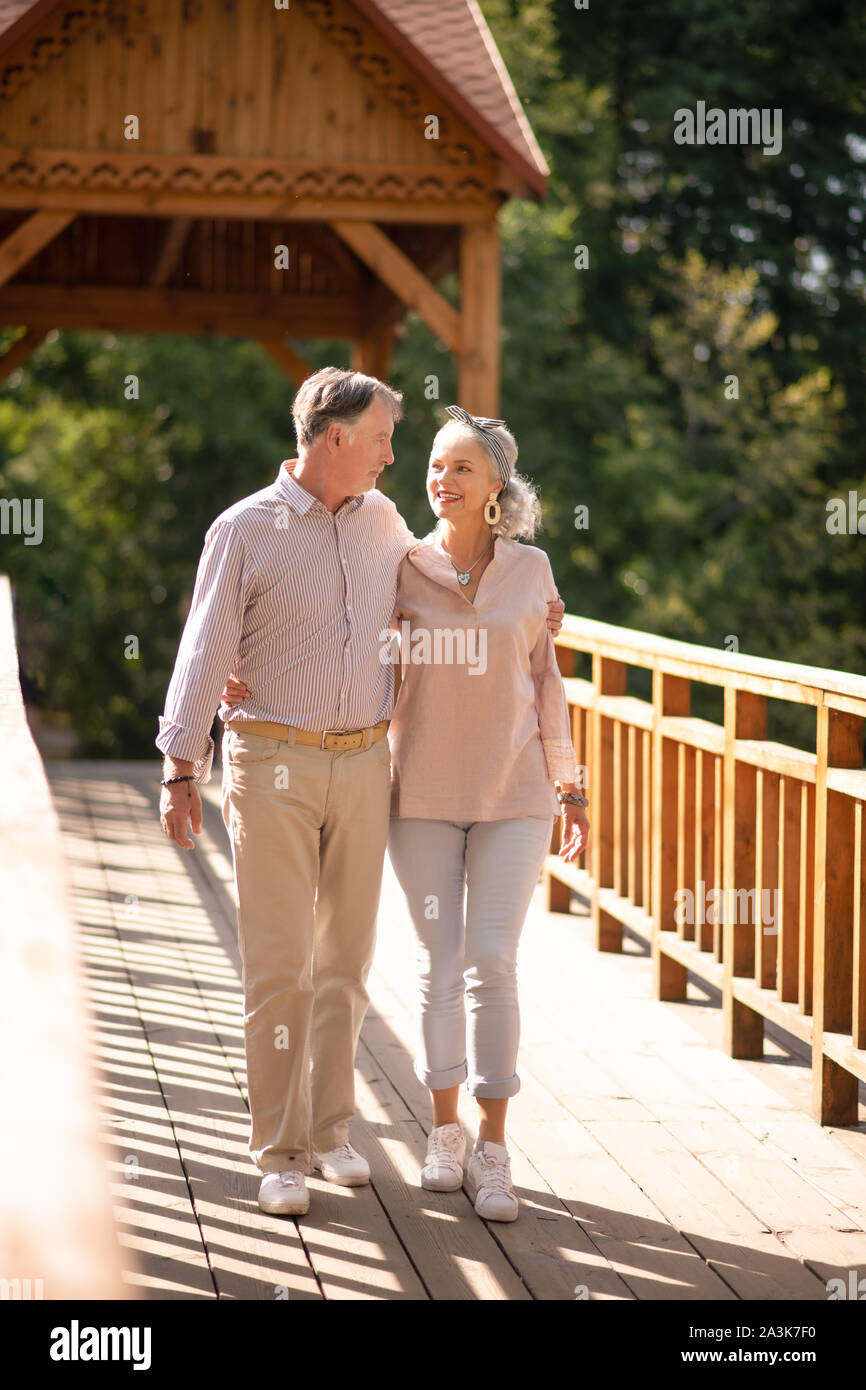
{"left": 298, "top": 0, "right": 487, "bottom": 170}
{"left": 0, "top": 1, "right": 111, "bottom": 101}
{"left": 0, "top": 147, "right": 495, "bottom": 202}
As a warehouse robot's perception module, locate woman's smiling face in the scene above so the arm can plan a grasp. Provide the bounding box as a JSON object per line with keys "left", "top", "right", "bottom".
{"left": 426, "top": 428, "right": 499, "bottom": 521}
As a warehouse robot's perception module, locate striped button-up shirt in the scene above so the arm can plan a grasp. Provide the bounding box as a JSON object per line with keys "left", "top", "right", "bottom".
{"left": 156, "top": 461, "right": 417, "bottom": 783}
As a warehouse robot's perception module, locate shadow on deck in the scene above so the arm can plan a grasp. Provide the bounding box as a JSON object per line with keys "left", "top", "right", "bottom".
{"left": 47, "top": 760, "right": 866, "bottom": 1302}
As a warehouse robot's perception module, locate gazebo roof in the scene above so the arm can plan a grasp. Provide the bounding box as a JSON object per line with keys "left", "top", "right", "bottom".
{"left": 0, "top": 0, "right": 548, "bottom": 197}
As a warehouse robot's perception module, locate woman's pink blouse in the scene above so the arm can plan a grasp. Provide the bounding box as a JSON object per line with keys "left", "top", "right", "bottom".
{"left": 388, "top": 533, "right": 580, "bottom": 821}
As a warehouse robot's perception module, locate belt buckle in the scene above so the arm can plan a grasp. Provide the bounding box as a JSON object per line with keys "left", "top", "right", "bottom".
{"left": 320, "top": 727, "right": 359, "bottom": 750}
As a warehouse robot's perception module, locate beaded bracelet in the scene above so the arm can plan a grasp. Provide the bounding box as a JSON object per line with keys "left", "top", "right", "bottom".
{"left": 160, "top": 774, "right": 196, "bottom": 787}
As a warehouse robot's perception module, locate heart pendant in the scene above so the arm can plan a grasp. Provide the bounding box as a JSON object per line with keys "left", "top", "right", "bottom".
{"left": 457, "top": 572, "right": 471, "bottom": 585}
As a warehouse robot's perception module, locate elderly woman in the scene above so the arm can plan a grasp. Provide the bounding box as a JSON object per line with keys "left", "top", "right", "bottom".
{"left": 222, "top": 405, "right": 589, "bottom": 1224}
{"left": 383, "top": 406, "right": 588, "bottom": 1222}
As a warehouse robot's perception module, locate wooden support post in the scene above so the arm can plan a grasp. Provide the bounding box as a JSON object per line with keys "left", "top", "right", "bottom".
{"left": 812, "top": 705, "right": 863, "bottom": 1125}
{"left": 0, "top": 211, "right": 75, "bottom": 287}
{"left": 722, "top": 688, "right": 766, "bottom": 1058}
{"left": 593, "top": 654, "right": 628, "bottom": 951}
{"left": 458, "top": 220, "right": 500, "bottom": 416}
{"left": 258, "top": 339, "right": 315, "bottom": 387}
{"left": 652, "top": 671, "right": 691, "bottom": 996}
{"left": 0, "top": 327, "right": 49, "bottom": 383}
{"left": 351, "top": 321, "right": 396, "bottom": 382}
{"left": 331, "top": 220, "right": 460, "bottom": 353}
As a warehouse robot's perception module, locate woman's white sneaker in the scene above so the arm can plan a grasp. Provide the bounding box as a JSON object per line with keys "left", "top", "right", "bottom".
{"left": 466, "top": 1140, "right": 519, "bottom": 1221}
{"left": 420, "top": 1122, "right": 466, "bottom": 1191}
{"left": 258, "top": 1170, "right": 310, "bottom": 1216}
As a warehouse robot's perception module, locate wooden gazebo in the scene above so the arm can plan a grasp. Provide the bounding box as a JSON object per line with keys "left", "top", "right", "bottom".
{"left": 0, "top": 0, "right": 548, "bottom": 412}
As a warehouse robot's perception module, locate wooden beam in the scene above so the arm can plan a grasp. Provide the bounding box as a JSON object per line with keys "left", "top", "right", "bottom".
{"left": 351, "top": 322, "right": 396, "bottom": 382}
{"left": 0, "top": 188, "right": 494, "bottom": 224}
{"left": 150, "top": 217, "right": 192, "bottom": 288}
{"left": 458, "top": 220, "right": 500, "bottom": 415}
{"left": 331, "top": 219, "right": 461, "bottom": 353}
{"left": 0, "top": 285, "right": 363, "bottom": 339}
{"left": 0, "top": 211, "right": 75, "bottom": 288}
{"left": 0, "top": 327, "right": 49, "bottom": 383}
{"left": 258, "top": 339, "right": 315, "bottom": 387}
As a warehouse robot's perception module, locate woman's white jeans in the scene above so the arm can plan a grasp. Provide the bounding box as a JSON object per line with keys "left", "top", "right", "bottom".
{"left": 386, "top": 816, "right": 555, "bottom": 1099}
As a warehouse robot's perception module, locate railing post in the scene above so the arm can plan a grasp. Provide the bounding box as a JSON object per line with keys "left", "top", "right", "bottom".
{"left": 545, "top": 640, "right": 575, "bottom": 910}
{"left": 651, "top": 669, "right": 690, "bottom": 998}
{"left": 722, "top": 687, "right": 766, "bottom": 1057}
{"left": 812, "top": 703, "right": 863, "bottom": 1124}
{"left": 592, "top": 653, "right": 627, "bottom": 950}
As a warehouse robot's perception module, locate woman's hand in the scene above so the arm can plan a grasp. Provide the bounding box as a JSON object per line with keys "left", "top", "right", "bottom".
{"left": 559, "top": 804, "right": 590, "bottom": 862}
{"left": 546, "top": 595, "right": 565, "bottom": 635}
{"left": 222, "top": 673, "right": 251, "bottom": 706}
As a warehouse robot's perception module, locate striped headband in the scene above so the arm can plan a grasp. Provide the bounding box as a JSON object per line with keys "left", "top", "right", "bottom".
{"left": 444, "top": 405, "right": 512, "bottom": 486}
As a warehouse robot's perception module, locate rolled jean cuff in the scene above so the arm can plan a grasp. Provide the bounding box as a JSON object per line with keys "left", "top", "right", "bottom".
{"left": 414, "top": 1057, "right": 468, "bottom": 1091}
{"left": 466, "top": 1074, "right": 521, "bottom": 1099}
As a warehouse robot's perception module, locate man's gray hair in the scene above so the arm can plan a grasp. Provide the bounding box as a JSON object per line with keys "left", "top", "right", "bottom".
{"left": 292, "top": 366, "right": 403, "bottom": 448}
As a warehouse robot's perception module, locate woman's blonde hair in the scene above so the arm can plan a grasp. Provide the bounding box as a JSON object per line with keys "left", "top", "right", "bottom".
{"left": 431, "top": 418, "right": 543, "bottom": 541}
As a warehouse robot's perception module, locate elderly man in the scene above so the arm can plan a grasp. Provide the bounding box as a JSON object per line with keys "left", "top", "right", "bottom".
{"left": 156, "top": 367, "right": 563, "bottom": 1217}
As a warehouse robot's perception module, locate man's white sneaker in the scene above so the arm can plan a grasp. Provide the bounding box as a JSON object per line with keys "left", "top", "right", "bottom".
{"left": 465, "top": 1140, "right": 519, "bottom": 1222}
{"left": 258, "top": 1170, "right": 310, "bottom": 1216}
{"left": 312, "top": 1142, "right": 370, "bottom": 1186}
{"left": 420, "top": 1122, "right": 466, "bottom": 1191}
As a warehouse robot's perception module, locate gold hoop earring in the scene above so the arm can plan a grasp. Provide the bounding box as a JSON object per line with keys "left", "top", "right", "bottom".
{"left": 484, "top": 493, "right": 501, "bottom": 526}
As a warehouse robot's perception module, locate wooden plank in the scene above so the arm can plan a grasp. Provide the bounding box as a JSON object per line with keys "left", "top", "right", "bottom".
{"left": 594, "top": 656, "right": 628, "bottom": 951}
{"left": 82, "top": 768, "right": 324, "bottom": 1300}
{"left": 372, "top": 871, "right": 736, "bottom": 1300}
{"left": 755, "top": 768, "right": 780, "bottom": 989}
{"left": 150, "top": 217, "right": 193, "bottom": 287}
{"left": 51, "top": 772, "right": 215, "bottom": 1299}
{"left": 331, "top": 218, "right": 461, "bottom": 352}
{"left": 0, "top": 326, "right": 48, "bottom": 381}
{"left": 0, "top": 283, "right": 363, "bottom": 338}
{"left": 722, "top": 688, "right": 765, "bottom": 1056}
{"left": 458, "top": 219, "right": 500, "bottom": 414}
{"left": 552, "top": 617, "right": 866, "bottom": 707}
{"left": 356, "top": 1020, "right": 531, "bottom": 1300}
{"left": 258, "top": 338, "right": 315, "bottom": 386}
{"left": 0, "top": 209, "right": 75, "bottom": 286}
{"left": 652, "top": 671, "right": 690, "bottom": 997}
{"left": 351, "top": 321, "right": 396, "bottom": 381}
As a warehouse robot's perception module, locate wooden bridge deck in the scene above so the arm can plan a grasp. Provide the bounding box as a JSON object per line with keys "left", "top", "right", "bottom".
{"left": 46, "top": 760, "right": 866, "bottom": 1301}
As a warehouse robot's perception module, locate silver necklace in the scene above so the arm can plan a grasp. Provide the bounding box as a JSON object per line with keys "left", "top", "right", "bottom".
{"left": 435, "top": 533, "right": 492, "bottom": 586}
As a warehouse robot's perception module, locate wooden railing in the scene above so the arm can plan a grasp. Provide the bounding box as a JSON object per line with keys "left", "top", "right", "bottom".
{"left": 547, "top": 615, "right": 866, "bottom": 1127}
{"left": 0, "top": 574, "right": 130, "bottom": 1299}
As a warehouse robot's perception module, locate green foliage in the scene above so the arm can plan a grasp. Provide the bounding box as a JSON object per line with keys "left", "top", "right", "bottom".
{"left": 1, "top": 0, "right": 864, "bottom": 760}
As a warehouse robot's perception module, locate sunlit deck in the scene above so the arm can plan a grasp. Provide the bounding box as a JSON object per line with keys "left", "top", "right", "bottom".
{"left": 46, "top": 759, "right": 866, "bottom": 1301}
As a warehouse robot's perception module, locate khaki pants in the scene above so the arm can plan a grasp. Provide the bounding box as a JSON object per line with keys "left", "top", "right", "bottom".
{"left": 220, "top": 726, "right": 392, "bottom": 1174}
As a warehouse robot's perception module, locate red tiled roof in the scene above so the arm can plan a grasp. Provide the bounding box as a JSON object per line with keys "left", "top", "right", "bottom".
{"left": 0, "top": 0, "right": 548, "bottom": 196}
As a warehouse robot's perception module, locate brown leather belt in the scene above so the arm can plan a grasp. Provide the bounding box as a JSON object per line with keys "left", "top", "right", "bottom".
{"left": 233, "top": 717, "right": 389, "bottom": 751}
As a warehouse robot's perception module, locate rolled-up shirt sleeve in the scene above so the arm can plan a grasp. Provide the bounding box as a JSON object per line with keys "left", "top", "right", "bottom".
{"left": 530, "top": 557, "right": 580, "bottom": 787}
{"left": 156, "top": 519, "right": 253, "bottom": 784}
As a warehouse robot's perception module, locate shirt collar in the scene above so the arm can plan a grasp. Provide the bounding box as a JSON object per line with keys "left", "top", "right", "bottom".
{"left": 275, "top": 460, "right": 365, "bottom": 515}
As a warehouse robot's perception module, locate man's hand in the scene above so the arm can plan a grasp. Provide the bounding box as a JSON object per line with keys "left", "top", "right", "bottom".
{"left": 546, "top": 595, "right": 565, "bottom": 635}
{"left": 159, "top": 763, "right": 203, "bottom": 850}
{"left": 222, "top": 673, "right": 250, "bottom": 706}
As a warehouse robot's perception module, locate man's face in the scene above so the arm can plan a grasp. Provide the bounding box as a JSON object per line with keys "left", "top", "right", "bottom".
{"left": 327, "top": 395, "right": 396, "bottom": 495}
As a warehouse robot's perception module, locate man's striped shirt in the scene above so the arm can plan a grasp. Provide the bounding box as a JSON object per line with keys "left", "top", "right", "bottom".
{"left": 156, "top": 461, "right": 416, "bottom": 782}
